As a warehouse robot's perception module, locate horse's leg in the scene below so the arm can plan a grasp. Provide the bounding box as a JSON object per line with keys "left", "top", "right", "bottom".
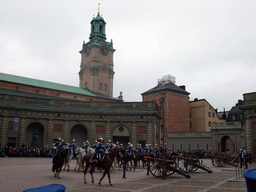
{"left": 57, "top": 167, "right": 61, "bottom": 179}
{"left": 98, "top": 169, "right": 107, "bottom": 185}
{"left": 89, "top": 165, "right": 96, "bottom": 183}
{"left": 106, "top": 169, "right": 113, "bottom": 186}
{"left": 84, "top": 165, "right": 89, "bottom": 184}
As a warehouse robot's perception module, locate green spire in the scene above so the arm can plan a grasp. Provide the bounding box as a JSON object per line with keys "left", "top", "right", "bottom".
{"left": 90, "top": 14, "right": 106, "bottom": 42}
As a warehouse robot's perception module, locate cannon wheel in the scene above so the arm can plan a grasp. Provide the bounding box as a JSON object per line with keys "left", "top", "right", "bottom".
{"left": 149, "top": 156, "right": 164, "bottom": 177}
{"left": 180, "top": 155, "right": 200, "bottom": 173}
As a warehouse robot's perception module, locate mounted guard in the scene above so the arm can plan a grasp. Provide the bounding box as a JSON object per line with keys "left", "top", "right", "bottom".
{"left": 90, "top": 138, "right": 105, "bottom": 163}
{"left": 106, "top": 140, "right": 114, "bottom": 152}
{"left": 69, "top": 139, "right": 77, "bottom": 158}
{"left": 126, "top": 142, "right": 135, "bottom": 158}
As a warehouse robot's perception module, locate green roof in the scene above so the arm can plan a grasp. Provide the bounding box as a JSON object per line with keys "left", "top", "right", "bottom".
{"left": 0, "top": 72, "right": 96, "bottom": 97}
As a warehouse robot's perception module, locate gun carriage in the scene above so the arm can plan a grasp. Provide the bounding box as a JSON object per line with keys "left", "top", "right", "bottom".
{"left": 144, "top": 155, "right": 191, "bottom": 178}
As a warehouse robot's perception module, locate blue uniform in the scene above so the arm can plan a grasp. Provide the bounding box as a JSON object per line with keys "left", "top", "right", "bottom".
{"left": 153, "top": 146, "right": 160, "bottom": 156}
{"left": 91, "top": 142, "right": 105, "bottom": 162}
{"left": 126, "top": 145, "right": 135, "bottom": 158}
{"left": 143, "top": 147, "right": 148, "bottom": 153}
{"left": 137, "top": 146, "right": 143, "bottom": 156}
{"left": 106, "top": 143, "right": 114, "bottom": 152}
{"left": 148, "top": 146, "right": 154, "bottom": 156}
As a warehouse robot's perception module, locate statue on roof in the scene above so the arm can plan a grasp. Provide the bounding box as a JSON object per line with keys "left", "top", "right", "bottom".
{"left": 98, "top": 3, "right": 101, "bottom": 14}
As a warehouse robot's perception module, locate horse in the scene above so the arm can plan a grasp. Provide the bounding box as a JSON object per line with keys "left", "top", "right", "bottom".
{"left": 74, "top": 146, "right": 94, "bottom": 172}
{"left": 76, "top": 147, "right": 125, "bottom": 186}
{"left": 63, "top": 150, "right": 73, "bottom": 171}
{"left": 52, "top": 148, "right": 67, "bottom": 179}
{"left": 132, "top": 149, "right": 146, "bottom": 169}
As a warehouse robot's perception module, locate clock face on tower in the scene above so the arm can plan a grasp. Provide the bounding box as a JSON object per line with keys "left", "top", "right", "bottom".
{"left": 100, "top": 45, "right": 108, "bottom": 56}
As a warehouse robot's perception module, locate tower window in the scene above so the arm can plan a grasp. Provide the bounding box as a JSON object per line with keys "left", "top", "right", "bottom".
{"left": 99, "top": 25, "right": 102, "bottom": 34}
{"left": 85, "top": 82, "right": 87, "bottom": 88}
{"left": 104, "top": 84, "right": 107, "bottom": 91}
{"left": 99, "top": 83, "right": 102, "bottom": 90}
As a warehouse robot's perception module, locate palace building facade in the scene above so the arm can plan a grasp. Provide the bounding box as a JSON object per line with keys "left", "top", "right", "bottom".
{"left": 0, "top": 13, "right": 161, "bottom": 148}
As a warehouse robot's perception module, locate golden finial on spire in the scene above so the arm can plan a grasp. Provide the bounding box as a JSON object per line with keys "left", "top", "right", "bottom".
{"left": 98, "top": 3, "right": 101, "bottom": 15}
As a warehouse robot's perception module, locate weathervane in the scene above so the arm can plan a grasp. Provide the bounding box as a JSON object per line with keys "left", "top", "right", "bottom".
{"left": 98, "top": 3, "right": 101, "bottom": 15}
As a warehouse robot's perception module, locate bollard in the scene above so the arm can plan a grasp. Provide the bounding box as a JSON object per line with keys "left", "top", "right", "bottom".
{"left": 122, "top": 163, "right": 126, "bottom": 179}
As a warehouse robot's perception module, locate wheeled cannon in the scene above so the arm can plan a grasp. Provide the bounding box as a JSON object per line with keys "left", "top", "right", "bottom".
{"left": 179, "top": 155, "right": 212, "bottom": 173}
{"left": 144, "top": 156, "right": 191, "bottom": 179}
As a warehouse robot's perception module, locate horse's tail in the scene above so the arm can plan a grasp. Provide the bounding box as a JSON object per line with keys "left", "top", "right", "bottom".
{"left": 76, "top": 154, "right": 87, "bottom": 173}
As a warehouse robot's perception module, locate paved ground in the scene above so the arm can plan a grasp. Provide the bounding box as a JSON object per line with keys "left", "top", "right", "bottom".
{"left": 0, "top": 157, "right": 250, "bottom": 192}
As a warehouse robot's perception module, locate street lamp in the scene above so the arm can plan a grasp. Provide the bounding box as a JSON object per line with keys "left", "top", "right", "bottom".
{"left": 159, "top": 93, "right": 166, "bottom": 179}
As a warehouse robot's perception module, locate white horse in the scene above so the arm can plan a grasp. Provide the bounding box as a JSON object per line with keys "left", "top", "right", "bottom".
{"left": 74, "top": 146, "right": 95, "bottom": 172}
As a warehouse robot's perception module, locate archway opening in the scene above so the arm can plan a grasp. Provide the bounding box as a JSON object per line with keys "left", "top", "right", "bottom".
{"left": 26, "top": 122, "right": 44, "bottom": 148}
{"left": 112, "top": 126, "right": 130, "bottom": 147}
{"left": 221, "top": 136, "right": 232, "bottom": 152}
{"left": 70, "top": 124, "right": 87, "bottom": 146}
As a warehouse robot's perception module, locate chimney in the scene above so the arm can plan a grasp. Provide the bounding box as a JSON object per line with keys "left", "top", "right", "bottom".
{"left": 179, "top": 85, "right": 186, "bottom": 90}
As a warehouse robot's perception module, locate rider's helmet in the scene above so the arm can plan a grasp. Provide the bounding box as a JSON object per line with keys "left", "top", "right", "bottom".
{"left": 128, "top": 142, "right": 131, "bottom": 145}
{"left": 108, "top": 140, "right": 111, "bottom": 143}
{"left": 62, "top": 139, "right": 64, "bottom": 142}
{"left": 58, "top": 137, "right": 61, "bottom": 141}
{"left": 73, "top": 139, "right": 75, "bottom": 142}
{"left": 155, "top": 144, "right": 158, "bottom": 146}
{"left": 116, "top": 141, "right": 119, "bottom": 144}
{"left": 99, "top": 138, "right": 103, "bottom": 142}
{"left": 95, "top": 140, "right": 98, "bottom": 143}
{"left": 86, "top": 140, "right": 89, "bottom": 144}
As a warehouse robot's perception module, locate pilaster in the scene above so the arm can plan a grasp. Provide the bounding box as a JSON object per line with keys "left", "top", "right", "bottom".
{"left": 90, "top": 121, "right": 96, "bottom": 143}
{"left": 245, "top": 117, "right": 253, "bottom": 153}
{"left": 0, "top": 116, "right": 8, "bottom": 146}
{"left": 152, "top": 122, "right": 157, "bottom": 146}
{"left": 131, "top": 121, "right": 137, "bottom": 145}
{"left": 105, "top": 121, "right": 111, "bottom": 142}
{"left": 147, "top": 121, "right": 153, "bottom": 145}
{"left": 46, "top": 119, "right": 53, "bottom": 146}
{"left": 18, "top": 117, "right": 26, "bottom": 146}
{"left": 63, "top": 120, "right": 69, "bottom": 143}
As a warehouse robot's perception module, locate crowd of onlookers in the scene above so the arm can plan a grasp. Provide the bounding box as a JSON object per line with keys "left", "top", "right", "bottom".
{"left": 0, "top": 145, "right": 52, "bottom": 158}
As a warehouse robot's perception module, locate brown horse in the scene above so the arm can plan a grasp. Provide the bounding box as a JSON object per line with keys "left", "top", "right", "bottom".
{"left": 76, "top": 147, "right": 125, "bottom": 186}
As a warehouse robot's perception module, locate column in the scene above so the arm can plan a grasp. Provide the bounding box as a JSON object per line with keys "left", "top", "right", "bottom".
{"left": 147, "top": 121, "right": 153, "bottom": 145}
{"left": 46, "top": 119, "right": 53, "bottom": 146}
{"left": 90, "top": 121, "right": 95, "bottom": 143}
{"left": 105, "top": 121, "right": 111, "bottom": 142}
{"left": 152, "top": 122, "right": 157, "bottom": 146}
{"left": 18, "top": 117, "right": 26, "bottom": 146}
{"left": 131, "top": 121, "right": 137, "bottom": 145}
{"left": 63, "top": 120, "right": 69, "bottom": 142}
{"left": 245, "top": 117, "right": 253, "bottom": 153}
{"left": 0, "top": 116, "right": 8, "bottom": 146}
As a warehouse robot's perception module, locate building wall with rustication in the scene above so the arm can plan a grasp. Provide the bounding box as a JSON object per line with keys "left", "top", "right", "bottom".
{"left": 0, "top": 92, "right": 161, "bottom": 148}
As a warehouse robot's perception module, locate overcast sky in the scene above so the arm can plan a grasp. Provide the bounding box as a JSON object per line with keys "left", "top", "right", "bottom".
{"left": 1, "top": 0, "right": 256, "bottom": 111}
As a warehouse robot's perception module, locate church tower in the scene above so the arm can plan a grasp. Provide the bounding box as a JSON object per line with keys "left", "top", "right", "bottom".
{"left": 79, "top": 11, "right": 115, "bottom": 97}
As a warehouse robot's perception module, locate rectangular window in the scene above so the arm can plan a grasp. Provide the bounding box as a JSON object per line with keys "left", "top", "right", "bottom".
{"left": 209, "top": 121, "right": 211, "bottom": 127}
{"left": 8, "top": 121, "right": 13, "bottom": 130}
{"left": 138, "top": 126, "right": 147, "bottom": 134}
{"left": 232, "top": 115, "right": 236, "bottom": 121}
{"left": 53, "top": 124, "right": 62, "bottom": 132}
{"left": 96, "top": 125, "right": 104, "bottom": 133}
{"left": 208, "top": 112, "right": 211, "bottom": 117}
{"left": 212, "top": 113, "right": 215, "bottom": 118}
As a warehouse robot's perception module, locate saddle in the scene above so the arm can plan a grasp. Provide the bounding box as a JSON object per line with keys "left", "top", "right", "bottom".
{"left": 89, "top": 154, "right": 106, "bottom": 163}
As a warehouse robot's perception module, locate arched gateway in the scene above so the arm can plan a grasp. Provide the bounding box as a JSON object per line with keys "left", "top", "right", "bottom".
{"left": 70, "top": 124, "right": 87, "bottom": 146}
{"left": 112, "top": 126, "right": 130, "bottom": 147}
{"left": 26, "top": 122, "right": 44, "bottom": 148}
{"left": 221, "top": 136, "right": 233, "bottom": 152}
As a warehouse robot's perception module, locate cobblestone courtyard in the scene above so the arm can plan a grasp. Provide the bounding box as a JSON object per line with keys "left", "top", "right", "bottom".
{"left": 0, "top": 158, "right": 248, "bottom": 192}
